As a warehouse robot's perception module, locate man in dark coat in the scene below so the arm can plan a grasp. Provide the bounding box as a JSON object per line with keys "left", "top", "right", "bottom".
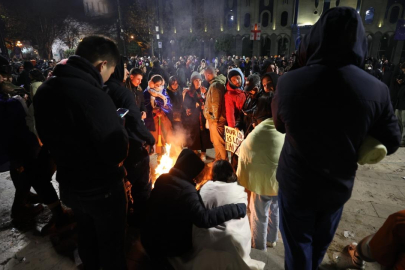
{"left": 271, "top": 7, "right": 401, "bottom": 269}
{"left": 105, "top": 56, "right": 156, "bottom": 227}
{"left": 148, "top": 60, "right": 169, "bottom": 84}
{"left": 34, "top": 36, "right": 129, "bottom": 270}
{"left": 141, "top": 149, "right": 246, "bottom": 265}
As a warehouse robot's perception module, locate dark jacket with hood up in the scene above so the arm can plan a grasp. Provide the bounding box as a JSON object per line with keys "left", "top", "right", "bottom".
{"left": 141, "top": 149, "right": 246, "bottom": 258}
{"left": 105, "top": 57, "right": 155, "bottom": 148}
{"left": 271, "top": 7, "right": 401, "bottom": 210}
{"left": 34, "top": 56, "right": 129, "bottom": 190}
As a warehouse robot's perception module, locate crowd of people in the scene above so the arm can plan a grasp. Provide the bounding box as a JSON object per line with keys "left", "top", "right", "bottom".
{"left": 0, "top": 6, "right": 404, "bottom": 270}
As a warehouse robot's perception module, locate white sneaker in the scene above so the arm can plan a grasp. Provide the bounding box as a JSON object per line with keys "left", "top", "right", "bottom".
{"left": 266, "top": 241, "right": 277, "bottom": 248}
{"left": 200, "top": 152, "right": 206, "bottom": 162}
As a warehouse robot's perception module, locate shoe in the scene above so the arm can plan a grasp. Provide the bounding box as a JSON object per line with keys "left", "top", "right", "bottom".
{"left": 336, "top": 243, "right": 365, "bottom": 269}
{"left": 11, "top": 203, "right": 44, "bottom": 220}
{"left": 41, "top": 208, "right": 76, "bottom": 236}
{"left": 200, "top": 152, "right": 206, "bottom": 162}
{"left": 266, "top": 241, "right": 277, "bottom": 248}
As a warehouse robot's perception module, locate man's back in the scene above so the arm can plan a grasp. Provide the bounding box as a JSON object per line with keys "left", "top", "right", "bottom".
{"left": 34, "top": 56, "right": 128, "bottom": 190}
{"left": 272, "top": 7, "right": 401, "bottom": 209}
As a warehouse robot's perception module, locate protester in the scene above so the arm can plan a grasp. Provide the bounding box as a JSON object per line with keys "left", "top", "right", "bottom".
{"left": 261, "top": 72, "right": 278, "bottom": 94}
{"left": 182, "top": 72, "right": 212, "bottom": 161}
{"left": 148, "top": 60, "right": 169, "bottom": 84}
{"left": 34, "top": 36, "right": 129, "bottom": 269}
{"left": 169, "top": 159, "right": 265, "bottom": 270}
{"left": 271, "top": 7, "right": 401, "bottom": 269}
{"left": 141, "top": 149, "right": 247, "bottom": 268}
{"left": 237, "top": 95, "right": 285, "bottom": 250}
{"left": 203, "top": 66, "right": 227, "bottom": 160}
{"left": 235, "top": 74, "right": 261, "bottom": 136}
{"left": 337, "top": 209, "right": 405, "bottom": 269}
{"left": 167, "top": 76, "right": 183, "bottom": 130}
{"left": 393, "top": 63, "right": 405, "bottom": 147}
{"left": 105, "top": 56, "right": 155, "bottom": 227}
{"left": 144, "top": 74, "right": 174, "bottom": 154}
{"left": 225, "top": 68, "right": 246, "bottom": 128}
{"left": 126, "top": 68, "right": 147, "bottom": 120}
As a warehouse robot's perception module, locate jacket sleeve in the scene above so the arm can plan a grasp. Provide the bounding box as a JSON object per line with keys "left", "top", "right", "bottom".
{"left": 271, "top": 90, "right": 286, "bottom": 134}
{"left": 182, "top": 188, "right": 245, "bottom": 228}
{"left": 225, "top": 92, "right": 236, "bottom": 127}
{"left": 123, "top": 88, "right": 156, "bottom": 146}
{"left": 368, "top": 91, "right": 401, "bottom": 155}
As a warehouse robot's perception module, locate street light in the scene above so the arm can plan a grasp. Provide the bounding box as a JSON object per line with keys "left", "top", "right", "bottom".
{"left": 131, "top": 35, "right": 134, "bottom": 39}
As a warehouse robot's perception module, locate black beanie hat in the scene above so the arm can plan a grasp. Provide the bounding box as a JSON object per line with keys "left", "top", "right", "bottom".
{"left": 172, "top": 149, "right": 205, "bottom": 181}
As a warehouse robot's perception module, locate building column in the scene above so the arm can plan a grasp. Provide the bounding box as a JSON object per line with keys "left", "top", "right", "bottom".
{"left": 392, "top": 40, "right": 404, "bottom": 64}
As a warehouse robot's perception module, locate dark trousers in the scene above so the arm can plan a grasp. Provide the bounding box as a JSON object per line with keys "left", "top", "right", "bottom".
{"left": 278, "top": 189, "right": 343, "bottom": 270}
{"left": 60, "top": 179, "right": 128, "bottom": 270}
{"left": 31, "top": 147, "right": 58, "bottom": 204}
{"left": 125, "top": 143, "right": 151, "bottom": 227}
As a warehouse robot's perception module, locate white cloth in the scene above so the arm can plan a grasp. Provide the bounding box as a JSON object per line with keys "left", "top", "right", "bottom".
{"left": 169, "top": 181, "right": 265, "bottom": 270}
{"left": 236, "top": 118, "right": 285, "bottom": 196}
{"left": 357, "top": 135, "right": 387, "bottom": 165}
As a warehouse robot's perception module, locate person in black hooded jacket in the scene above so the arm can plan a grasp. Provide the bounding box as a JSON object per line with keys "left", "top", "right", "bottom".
{"left": 34, "top": 36, "right": 129, "bottom": 270}
{"left": 271, "top": 7, "right": 401, "bottom": 269}
{"left": 105, "top": 56, "right": 156, "bottom": 227}
{"left": 141, "top": 149, "right": 247, "bottom": 267}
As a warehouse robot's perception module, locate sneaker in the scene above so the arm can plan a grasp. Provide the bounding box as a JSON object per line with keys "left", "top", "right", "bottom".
{"left": 41, "top": 208, "right": 76, "bottom": 236}
{"left": 200, "top": 152, "right": 206, "bottom": 162}
{"left": 336, "top": 243, "right": 365, "bottom": 269}
{"left": 266, "top": 241, "right": 277, "bottom": 248}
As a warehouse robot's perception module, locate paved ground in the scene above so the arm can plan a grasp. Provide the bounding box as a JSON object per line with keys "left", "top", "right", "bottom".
{"left": 1, "top": 148, "right": 405, "bottom": 269}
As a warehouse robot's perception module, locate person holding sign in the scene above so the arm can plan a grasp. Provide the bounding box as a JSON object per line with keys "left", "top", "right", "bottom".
{"left": 236, "top": 95, "right": 285, "bottom": 251}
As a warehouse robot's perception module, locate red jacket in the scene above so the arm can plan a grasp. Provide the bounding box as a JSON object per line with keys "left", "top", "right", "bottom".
{"left": 224, "top": 82, "right": 246, "bottom": 128}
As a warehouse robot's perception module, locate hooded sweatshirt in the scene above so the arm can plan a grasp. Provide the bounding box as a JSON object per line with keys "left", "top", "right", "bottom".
{"left": 271, "top": 7, "right": 401, "bottom": 209}
{"left": 225, "top": 68, "right": 246, "bottom": 128}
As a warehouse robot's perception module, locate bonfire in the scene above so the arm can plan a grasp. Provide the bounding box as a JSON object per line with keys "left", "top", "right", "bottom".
{"left": 154, "top": 144, "right": 174, "bottom": 180}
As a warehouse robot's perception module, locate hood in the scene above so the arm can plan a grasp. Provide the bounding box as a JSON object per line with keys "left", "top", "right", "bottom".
{"left": 227, "top": 68, "right": 245, "bottom": 89}
{"left": 211, "top": 74, "right": 227, "bottom": 85}
{"left": 53, "top": 55, "right": 103, "bottom": 88}
{"left": 169, "top": 149, "right": 205, "bottom": 183}
{"left": 110, "top": 56, "right": 125, "bottom": 82}
{"left": 299, "top": 7, "right": 367, "bottom": 67}
{"left": 261, "top": 72, "right": 279, "bottom": 90}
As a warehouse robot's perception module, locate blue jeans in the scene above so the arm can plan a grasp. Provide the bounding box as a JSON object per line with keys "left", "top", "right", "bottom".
{"left": 60, "top": 179, "right": 127, "bottom": 270}
{"left": 249, "top": 192, "right": 279, "bottom": 250}
{"left": 278, "top": 189, "right": 343, "bottom": 270}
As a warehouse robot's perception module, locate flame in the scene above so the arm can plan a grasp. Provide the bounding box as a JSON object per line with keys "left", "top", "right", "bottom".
{"left": 154, "top": 144, "right": 174, "bottom": 180}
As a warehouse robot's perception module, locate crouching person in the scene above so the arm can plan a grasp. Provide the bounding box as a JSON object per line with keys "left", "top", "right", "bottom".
{"left": 141, "top": 149, "right": 247, "bottom": 269}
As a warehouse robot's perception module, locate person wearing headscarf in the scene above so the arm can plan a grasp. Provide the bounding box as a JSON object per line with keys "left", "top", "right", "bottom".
{"left": 271, "top": 7, "right": 401, "bottom": 268}
{"left": 182, "top": 72, "right": 213, "bottom": 161}
{"left": 143, "top": 74, "right": 174, "bottom": 153}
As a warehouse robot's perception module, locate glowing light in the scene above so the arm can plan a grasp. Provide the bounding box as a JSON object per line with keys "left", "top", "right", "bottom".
{"left": 16, "top": 41, "right": 22, "bottom": 47}
{"left": 190, "top": 28, "right": 193, "bottom": 33}
{"left": 130, "top": 35, "right": 134, "bottom": 39}
{"left": 366, "top": 10, "right": 370, "bottom": 15}
{"left": 379, "top": 22, "right": 382, "bottom": 28}
{"left": 221, "top": 27, "right": 223, "bottom": 31}
{"left": 155, "top": 144, "right": 174, "bottom": 180}
{"left": 237, "top": 25, "right": 240, "bottom": 31}
{"left": 174, "top": 28, "right": 177, "bottom": 34}
{"left": 231, "top": 15, "right": 234, "bottom": 21}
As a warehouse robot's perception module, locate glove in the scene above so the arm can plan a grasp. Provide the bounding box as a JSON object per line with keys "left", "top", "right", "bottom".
{"left": 236, "top": 203, "right": 247, "bottom": 218}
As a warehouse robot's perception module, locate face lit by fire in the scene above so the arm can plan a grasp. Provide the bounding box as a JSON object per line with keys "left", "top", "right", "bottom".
{"left": 262, "top": 76, "right": 274, "bottom": 93}
{"left": 149, "top": 79, "right": 164, "bottom": 92}
{"left": 130, "top": 74, "right": 143, "bottom": 87}
{"left": 230, "top": 75, "right": 242, "bottom": 88}
{"left": 193, "top": 79, "right": 202, "bottom": 89}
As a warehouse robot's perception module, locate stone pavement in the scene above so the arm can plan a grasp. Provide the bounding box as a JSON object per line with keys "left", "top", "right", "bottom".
{"left": 1, "top": 148, "right": 405, "bottom": 269}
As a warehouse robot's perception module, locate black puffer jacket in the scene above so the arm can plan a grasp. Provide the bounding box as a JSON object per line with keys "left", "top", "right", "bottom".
{"left": 272, "top": 7, "right": 401, "bottom": 210}
{"left": 34, "top": 56, "right": 128, "bottom": 190}
{"left": 105, "top": 57, "right": 155, "bottom": 147}
{"left": 141, "top": 149, "right": 246, "bottom": 258}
